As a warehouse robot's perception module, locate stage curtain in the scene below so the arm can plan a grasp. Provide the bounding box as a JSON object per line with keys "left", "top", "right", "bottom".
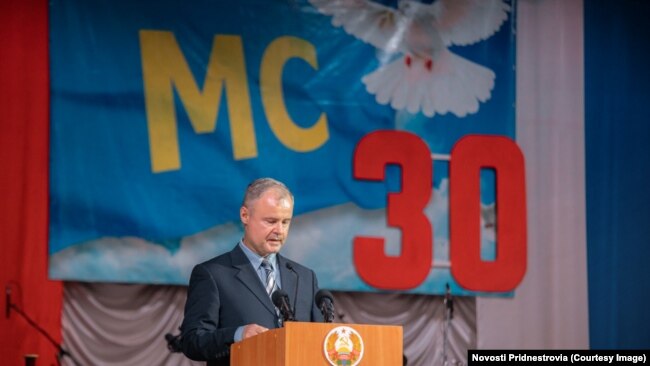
{"left": 0, "top": 0, "right": 64, "bottom": 365}
{"left": 62, "top": 283, "right": 199, "bottom": 366}
{"left": 60, "top": 283, "right": 474, "bottom": 366}
{"left": 477, "top": 0, "right": 590, "bottom": 348}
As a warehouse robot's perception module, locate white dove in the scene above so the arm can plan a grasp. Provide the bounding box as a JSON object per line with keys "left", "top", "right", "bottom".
{"left": 308, "top": 0, "right": 511, "bottom": 118}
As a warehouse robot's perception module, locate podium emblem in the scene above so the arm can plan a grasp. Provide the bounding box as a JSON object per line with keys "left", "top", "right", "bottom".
{"left": 323, "top": 325, "right": 364, "bottom": 366}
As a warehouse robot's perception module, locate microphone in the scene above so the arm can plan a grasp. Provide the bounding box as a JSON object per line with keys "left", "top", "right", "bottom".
{"left": 5, "top": 285, "right": 11, "bottom": 319}
{"left": 271, "top": 289, "right": 295, "bottom": 323}
{"left": 315, "top": 289, "right": 335, "bottom": 323}
{"left": 445, "top": 283, "right": 454, "bottom": 319}
{"left": 285, "top": 262, "right": 299, "bottom": 317}
{"left": 164, "top": 332, "right": 182, "bottom": 353}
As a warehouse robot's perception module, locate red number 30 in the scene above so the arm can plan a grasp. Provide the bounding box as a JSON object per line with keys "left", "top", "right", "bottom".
{"left": 353, "top": 131, "right": 527, "bottom": 292}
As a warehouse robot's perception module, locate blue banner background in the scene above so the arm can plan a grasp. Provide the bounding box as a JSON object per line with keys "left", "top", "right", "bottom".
{"left": 49, "top": 0, "right": 516, "bottom": 294}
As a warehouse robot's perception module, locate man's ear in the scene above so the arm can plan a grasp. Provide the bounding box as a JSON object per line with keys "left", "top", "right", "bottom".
{"left": 240, "top": 206, "right": 249, "bottom": 225}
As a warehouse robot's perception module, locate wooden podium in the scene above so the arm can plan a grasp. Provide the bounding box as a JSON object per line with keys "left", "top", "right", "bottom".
{"left": 230, "top": 322, "right": 402, "bottom": 366}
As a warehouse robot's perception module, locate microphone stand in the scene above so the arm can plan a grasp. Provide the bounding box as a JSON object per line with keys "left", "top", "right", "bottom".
{"left": 285, "top": 262, "right": 299, "bottom": 317}
{"left": 165, "top": 330, "right": 183, "bottom": 353}
{"left": 442, "top": 283, "right": 454, "bottom": 366}
{"left": 7, "top": 294, "right": 82, "bottom": 366}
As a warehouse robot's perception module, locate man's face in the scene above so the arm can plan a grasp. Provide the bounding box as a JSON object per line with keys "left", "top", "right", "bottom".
{"left": 240, "top": 188, "right": 293, "bottom": 257}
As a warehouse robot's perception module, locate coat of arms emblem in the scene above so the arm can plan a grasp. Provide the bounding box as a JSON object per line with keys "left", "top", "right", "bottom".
{"left": 323, "top": 326, "right": 365, "bottom": 366}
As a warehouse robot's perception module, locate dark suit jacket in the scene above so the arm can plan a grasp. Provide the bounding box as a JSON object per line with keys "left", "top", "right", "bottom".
{"left": 180, "top": 244, "right": 323, "bottom": 365}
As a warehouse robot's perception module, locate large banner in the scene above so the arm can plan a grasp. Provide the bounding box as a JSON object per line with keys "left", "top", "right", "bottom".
{"left": 49, "top": 0, "right": 521, "bottom": 295}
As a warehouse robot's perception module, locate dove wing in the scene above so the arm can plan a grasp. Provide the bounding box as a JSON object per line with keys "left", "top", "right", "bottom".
{"left": 432, "top": 0, "right": 511, "bottom": 46}
{"left": 308, "top": 0, "right": 407, "bottom": 53}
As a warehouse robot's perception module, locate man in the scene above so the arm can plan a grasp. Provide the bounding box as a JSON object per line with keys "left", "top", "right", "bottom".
{"left": 180, "top": 178, "right": 323, "bottom": 365}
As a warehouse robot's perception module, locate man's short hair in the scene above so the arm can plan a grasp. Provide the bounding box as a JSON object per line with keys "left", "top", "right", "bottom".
{"left": 242, "top": 178, "right": 293, "bottom": 208}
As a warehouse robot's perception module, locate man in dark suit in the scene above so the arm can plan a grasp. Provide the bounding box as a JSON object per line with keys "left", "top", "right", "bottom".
{"left": 180, "top": 178, "right": 323, "bottom": 365}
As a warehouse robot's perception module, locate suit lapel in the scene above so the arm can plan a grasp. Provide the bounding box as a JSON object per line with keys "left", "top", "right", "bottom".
{"left": 230, "top": 245, "right": 276, "bottom": 315}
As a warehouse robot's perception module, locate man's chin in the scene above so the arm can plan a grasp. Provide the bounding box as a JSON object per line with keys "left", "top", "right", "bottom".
{"left": 265, "top": 241, "right": 283, "bottom": 252}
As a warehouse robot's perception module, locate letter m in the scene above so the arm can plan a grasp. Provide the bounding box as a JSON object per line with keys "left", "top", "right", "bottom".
{"left": 139, "top": 30, "right": 257, "bottom": 172}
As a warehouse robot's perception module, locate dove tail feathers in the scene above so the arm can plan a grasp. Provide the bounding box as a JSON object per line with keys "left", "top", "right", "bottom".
{"left": 362, "top": 51, "right": 496, "bottom": 118}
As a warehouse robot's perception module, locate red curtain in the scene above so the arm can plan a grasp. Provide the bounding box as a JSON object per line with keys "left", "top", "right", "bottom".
{"left": 0, "top": 1, "right": 63, "bottom": 365}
